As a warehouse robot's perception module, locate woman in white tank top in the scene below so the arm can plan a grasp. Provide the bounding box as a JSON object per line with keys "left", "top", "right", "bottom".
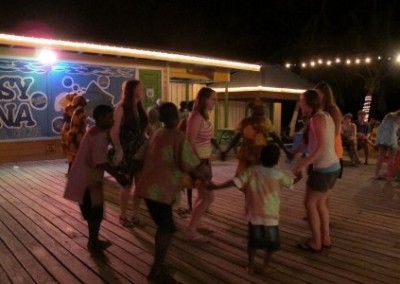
{"left": 293, "top": 89, "right": 340, "bottom": 252}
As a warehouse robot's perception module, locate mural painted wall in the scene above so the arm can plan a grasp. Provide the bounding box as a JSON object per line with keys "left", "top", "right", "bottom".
{"left": 0, "top": 58, "right": 135, "bottom": 140}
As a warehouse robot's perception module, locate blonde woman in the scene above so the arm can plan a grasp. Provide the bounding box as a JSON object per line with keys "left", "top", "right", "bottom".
{"left": 185, "top": 87, "right": 216, "bottom": 242}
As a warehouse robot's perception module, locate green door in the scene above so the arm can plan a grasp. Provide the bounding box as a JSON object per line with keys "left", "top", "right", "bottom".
{"left": 139, "top": 69, "right": 162, "bottom": 110}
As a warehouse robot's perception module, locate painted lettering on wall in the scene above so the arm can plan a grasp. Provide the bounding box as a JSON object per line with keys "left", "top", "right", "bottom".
{"left": 0, "top": 76, "right": 44, "bottom": 128}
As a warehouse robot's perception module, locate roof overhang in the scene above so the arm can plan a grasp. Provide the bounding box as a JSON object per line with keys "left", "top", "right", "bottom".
{"left": 0, "top": 33, "right": 261, "bottom": 71}
{"left": 213, "top": 86, "right": 305, "bottom": 94}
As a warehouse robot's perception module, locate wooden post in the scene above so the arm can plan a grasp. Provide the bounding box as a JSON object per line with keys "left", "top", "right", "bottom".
{"left": 224, "top": 82, "right": 229, "bottom": 128}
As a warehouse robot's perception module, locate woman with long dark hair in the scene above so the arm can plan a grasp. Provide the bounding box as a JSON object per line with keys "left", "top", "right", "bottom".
{"left": 110, "top": 79, "right": 148, "bottom": 227}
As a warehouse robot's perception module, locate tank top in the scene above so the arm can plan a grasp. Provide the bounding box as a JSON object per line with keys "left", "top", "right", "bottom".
{"left": 308, "top": 111, "right": 339, "bottom": 169}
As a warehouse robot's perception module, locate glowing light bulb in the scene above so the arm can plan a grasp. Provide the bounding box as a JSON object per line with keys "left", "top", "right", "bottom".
{"left": 301, "top": 62, "right": 307, "bottom": 68}
{"left": 355, "top": 58, "right": 361, "bottom": 64}
{"left": 335, "top": 58, "right": 341, "bottom": 63}
{"left": 365, "top": 57, "right": 371, "bottom": 63}
{"left": 285, "top": 63, "right": 291, "bottom": 68}
{"left": 37, "top": 49, "right": 57, "bottom": 65}
{"left": 310, "top": 61, "right": 316, "bottom": 67}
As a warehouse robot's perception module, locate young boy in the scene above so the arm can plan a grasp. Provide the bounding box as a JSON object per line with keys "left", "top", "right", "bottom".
{"left": 135, "top": 102, "right": 208, "bottom": 282}
{"left": 208, "top": 144, "right": 301, "bottom": 274}
{"left": 64, "top": 105, "right": 129, "bottom": 254}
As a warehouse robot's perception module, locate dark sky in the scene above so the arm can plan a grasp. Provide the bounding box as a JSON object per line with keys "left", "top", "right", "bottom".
{"left": 2, "top": 0, "right": 400, "bottom": 64}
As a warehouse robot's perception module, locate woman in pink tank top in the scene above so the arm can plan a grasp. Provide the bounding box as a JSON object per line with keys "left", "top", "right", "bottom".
{"left": 185, "top": 87, "right": 217, "bottom": 243}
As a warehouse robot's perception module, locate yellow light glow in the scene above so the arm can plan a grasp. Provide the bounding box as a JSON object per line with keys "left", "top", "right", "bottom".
{"left": 335, "top": 58, "right": 341, "bottom": 63}
{"left": 326, "top": 60, "right": 332, "bottom": 66}
{"left": 310, "top": 61, "right": 316, "bottom": 67}
{"left": 285, "top": 63, "right": 291, "bottom": 68}
{"left": 0, "top": 33, "right": 260, "bottom": 71}
{"left": 346, "top": 59, "right": 351, "bottom": 65}
{"left": 355, "top": 58, "right": 361, "bottom": 64}
{"left": 396, "top": 55, "right": 400, "bottom": 63}
{"left": 301, "top": 62, "right": 307, "bottom": 68}
{"left": 318, "top": 59, "right": 323, "bottom": 64}
{"left": 365, "top": 57, "right": 371, "bottom": 63}
{"left": 378, "top": 56, "right": 382, "bottom": 60}
{"left": 212, "top": 86, "right": 305, "bottom": 94}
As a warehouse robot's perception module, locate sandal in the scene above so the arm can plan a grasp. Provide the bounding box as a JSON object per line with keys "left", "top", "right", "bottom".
{"left": 296, "top": 242, "right": 322, "bottom": 253}
{"left": 119, "top": 216, "right": 134, "bottom": 228}
{"left": 131, "top": 216, "right": 146, "bottom": 228}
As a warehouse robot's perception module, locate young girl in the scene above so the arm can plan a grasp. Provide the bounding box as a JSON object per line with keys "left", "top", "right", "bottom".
{"left": 134, "top": 102, "right": 208, "bottom": 281}
{"left": 208, "top": 144, "right": 301, "bottom": 275}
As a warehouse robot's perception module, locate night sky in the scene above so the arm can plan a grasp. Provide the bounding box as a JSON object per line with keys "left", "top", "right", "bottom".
{"left": 1, "top": 1, "right": 399, "bottom": 63}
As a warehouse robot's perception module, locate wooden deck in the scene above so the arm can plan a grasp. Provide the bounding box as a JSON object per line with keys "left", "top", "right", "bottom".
{"left": 0, "top": 156, "right": 400, "bottom": 284}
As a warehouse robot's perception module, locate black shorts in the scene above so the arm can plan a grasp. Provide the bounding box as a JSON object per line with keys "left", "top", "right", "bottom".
{"left": 145, "top": 199, "right": 176, "bottom": 234}
{"left": 307, "top": 169, "right": 340, "bottom": 192}
{"left": 248, "top": 223, "right": 280, "bottom": 252}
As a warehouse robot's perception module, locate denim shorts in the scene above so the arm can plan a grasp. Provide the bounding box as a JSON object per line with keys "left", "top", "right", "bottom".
{"left": 307, "top": 169, "right": 340, "bottom": 192}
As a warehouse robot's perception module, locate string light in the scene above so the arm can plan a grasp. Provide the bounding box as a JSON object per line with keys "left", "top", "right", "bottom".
{"left": 286, "top": 53, "right": 400, "bottom": 69}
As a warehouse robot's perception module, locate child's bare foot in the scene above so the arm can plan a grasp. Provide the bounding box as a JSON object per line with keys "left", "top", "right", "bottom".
{"left": 246, "top": 265, "right": 254, "bottom": 274}
{"left": 262, "top": 265, "right": 276, "bottom": 274}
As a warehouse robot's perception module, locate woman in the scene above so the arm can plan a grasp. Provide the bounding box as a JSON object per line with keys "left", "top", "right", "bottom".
{"left": 374, "top": 110, "right": 400, "bottom": 180}
{"left": 315, "top": 82, "right": 344, "bottom": 177}
{"left": 110, "top": 79, "right": 148, "bottom": 227}
{"left": 185, "top": 87, "right": 216, "bottom": 242}
{"left": 293, "top": 89, "right": 340, "bottom": 252}
{"left": 341, "top": 113, "right": 358, "bottom": 165}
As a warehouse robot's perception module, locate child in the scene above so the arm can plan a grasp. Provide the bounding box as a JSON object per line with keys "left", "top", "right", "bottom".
{"left": 208, "top": 144, "right": 301, "bottom": 275}
{"left": 135, "top": 102, "right": 208, "bottom": 282}
{"left": 64, "top": 105, "right": 129, "bottom": 254}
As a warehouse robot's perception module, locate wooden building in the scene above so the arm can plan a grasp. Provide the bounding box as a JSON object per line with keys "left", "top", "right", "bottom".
{"left": 209, "top": 64, "right": 313, "bottom": 136}
{"left": 0, "top": 34, "right": 260, "bottom": 163}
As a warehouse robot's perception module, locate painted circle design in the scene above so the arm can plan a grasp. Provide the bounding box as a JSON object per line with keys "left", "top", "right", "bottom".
{"left": 30, "top": 92, "right": 47, "bottom": 110}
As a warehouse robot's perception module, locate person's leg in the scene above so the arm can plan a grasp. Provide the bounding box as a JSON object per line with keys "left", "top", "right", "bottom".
{"left": 386, "top": 148, "right": 396, "bottom": 179}
{"left": 131, "top": 193, "right": 145, "bottom": 227}
{"left": 364, "top": 142, "right": 369, "bottom": 164}
{"left": 119, "top": 185, "right": 133, "bottom": 227}
{"left": 318, "top": 192, "right": 331, "bottom": 247}
{"left": 187, "top": 188, "right": 192, "bottom": 212}
{"left": 145, "top": 199, "right": 175, "bottom": 281}
{"left": 262, "top": 250, "right": 275, "bottom": 274}
{"left": 185, "top": 183, "right": 214, "bottom": 240}
{"left": 246, "top": 248, "right": 256, "bottom": 274}
{"left": 305, "top": 190, "right": 322, "bottom": 250}
{"left": 375, "top": 147, "right": 387, "bottom": 178}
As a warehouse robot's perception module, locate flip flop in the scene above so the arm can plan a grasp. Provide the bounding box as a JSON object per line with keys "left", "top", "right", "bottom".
{"left": 296, "top": 242, "right": 322, "bottom": 253}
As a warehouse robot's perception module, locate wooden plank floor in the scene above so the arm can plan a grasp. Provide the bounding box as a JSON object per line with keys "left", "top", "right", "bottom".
{"left": 0, "top": 155, "right": 400, "bottom": 283}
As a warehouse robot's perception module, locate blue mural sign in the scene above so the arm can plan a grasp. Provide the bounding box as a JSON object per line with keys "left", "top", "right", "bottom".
{"left": 0, "top": 58, "right": 135, "bottom": 140}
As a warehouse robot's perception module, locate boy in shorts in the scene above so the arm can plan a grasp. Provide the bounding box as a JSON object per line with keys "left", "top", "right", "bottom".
{"left": 64, "top": 105, "right": 129, "bottom": 254}
{"left": 207, "top": 144, "right": 301, "bottom": 274}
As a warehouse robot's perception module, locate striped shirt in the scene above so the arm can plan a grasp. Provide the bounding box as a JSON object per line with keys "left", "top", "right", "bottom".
{"left": 187, "top": 111, "right": 214, "bottom": 159}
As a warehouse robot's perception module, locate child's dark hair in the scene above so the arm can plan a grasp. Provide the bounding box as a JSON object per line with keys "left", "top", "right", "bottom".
{"left": 260, "top": 144, "right": 280, "bottom": 167}
{"left": 93, "top": 104, "right": 113, "bottom": 122}
{"left": 159, "top": 102, "right": 178, "bottom": 124}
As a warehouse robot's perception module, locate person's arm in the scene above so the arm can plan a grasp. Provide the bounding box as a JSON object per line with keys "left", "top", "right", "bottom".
{"left": 98, "top": 162, "right": 129, "bottom": 187}
{"left": 109, "top": 106, "right": 123, "bottom": 165}
{"left": 205, "top": 179, "right": 235, "bottom": 190}
{"left": 220, "top": 132, "right": 242, "bottom": 161}
{"left": 292, "top": 114, "right": 326, "bottom": 175}
{"left": 270, "top": 132, "right": 294, "bottom": 160}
